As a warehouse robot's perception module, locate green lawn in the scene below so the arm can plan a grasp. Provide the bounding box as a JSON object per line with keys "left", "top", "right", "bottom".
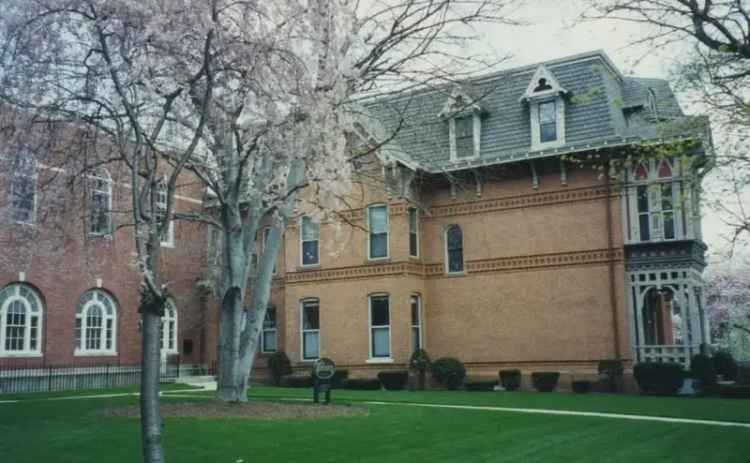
{"left": 1, "top": 387, "right": 749, "bottom": 462}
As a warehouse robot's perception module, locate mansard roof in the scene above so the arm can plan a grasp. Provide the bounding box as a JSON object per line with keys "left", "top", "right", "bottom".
{"left": 360, "top": 50, "right": 707, "bottom": 174}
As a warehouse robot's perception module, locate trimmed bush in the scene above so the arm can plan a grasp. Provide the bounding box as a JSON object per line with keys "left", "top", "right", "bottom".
{"left": 572, "top": 380, "right": 593, "bottom": 394}
{"left": 465, "top": 380, "right": 497, "bottom": 392}
{"left": 377, "top": 370, "right": 409, "bottom": 391}
{"left": 409, "top": 349, "right": 431, "bottom": 390}
{"left": 267, "top": 351, "right": 293, "bottom": 386}
{"left": 341, "top": 378, "right": 381, "bottom": 390}
{"left": 280, "top": 375, "right": 313, "bottom": 388}
{"left": 713, "top": 351, "right": 739, "bottom": 381}
{"left": 598, "top": 360, "right": 624, "bottom": 393}
{"left": 718, "top": 384, "right": 750, "bottom": 399}
{"left": 531, "top": 372, "right": 560, "bottom": 392}
{"left": 430, "top": 357, "right": 466, "bottom": 390}
{"left": 499, "top": 369, "right": 522, "bottom": 391}
{"left": 633, "top": 362, "right": 684, "bottom": 395}
{"left": 690, "top": 354, "right": 717, "bottom": 387}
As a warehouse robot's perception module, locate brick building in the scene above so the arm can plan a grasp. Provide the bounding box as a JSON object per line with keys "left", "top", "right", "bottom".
{"left": 0, "top": 51, "right": 712, "bottom": 386}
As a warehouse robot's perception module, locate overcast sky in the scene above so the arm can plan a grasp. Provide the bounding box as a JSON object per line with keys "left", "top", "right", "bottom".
{"left": 469, "top": 0, "right": 742, "bottom": 258}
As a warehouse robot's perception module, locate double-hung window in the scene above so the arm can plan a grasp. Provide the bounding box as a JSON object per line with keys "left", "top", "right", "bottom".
{"left": 156, "top": 181, "right": 174, "bottom": 247}
{"left": 369, "top": 295, "right": 390, "bottom": 358}
{"left": 445, "top": 225, "right": 464, "bottom": 274}
{"left": 9, "top": 154, "right": 37, "bottom": 224}
{"left": 408, "top": 207, "right": 419, "bottom": 257}
{"left": 160, "top": 300, "right": 178, "bottom": 354}
{"left": 0, "top": 284, "right": 43, "bottom": 357}
{"left": 301, "top": 299, "right": 319, "bottom": 360}
{"left": 89, "top": 169, "right": 112, "bottom": 235}
{"left": 300, "top": 216, "right": 319, "bottom": 266}
{"left": 411, "top": 294, "right": 422, "bottom": 353}
{"left": 632, "top": 159, "right": 679, "bottom": 242}
{"left": 262, "top": 306, "right": 277, "bottom": 353}
{"left": 367, "top": 205, "right": 388, "bottom": 259}
{"left": 539, "top": 101, "right": 557, "bottom": 143}
{"left": 75, "top": 290, "right": 117, "bottom": 355}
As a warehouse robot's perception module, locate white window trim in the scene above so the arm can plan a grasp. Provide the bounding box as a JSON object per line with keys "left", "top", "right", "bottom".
{"left": 88, "top": 169, "right": 113, "bottom": 236}
{"left": 299, "top": 216, "right": 320, "bottom": 267}
{"left": 625, "top": 159, "right": 684, "bottom": 244}
{"left": 530, "top": 98, "right": 566, "bottom": 151}
{"left": 75, "top": 290, "right": 118, "bottom": 356}
{"left": 156, "top": 181, "right": 175, "bottom": 248}
{"left": 261, "top": 306, "right": 277, "bottom": 354}
{"left": 444, "top": 224, "right": 465, "bottom": 275}
{"left": 408, "top": 207, "right": 420, "bottom": 258}
{"left": 160, "top": 300, "right": 178, "bottom": 355}
{"left": 449, "top": 113, "right": 481, "bottom": 162}
{"left": 9, "top": 156, "right": 38, "bottom": 226}
{"left": 366, "top": 204, "right": 389, "bottom": 261}
{"left": 300, "top": 299, "right": 320, "bottom": 361}
{"left": 0, "top": 284, "right": 44, "bottom": 357}
{"left": 368, "top": 294, "right": 392, "bottom": 360}
{"left": 411, "top": 294, "right": 423, "bottom": 352}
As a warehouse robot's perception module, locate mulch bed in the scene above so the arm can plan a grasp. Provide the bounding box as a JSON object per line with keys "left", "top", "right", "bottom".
{"left": 103, "top": 400, "right": 368, "bottom": 420}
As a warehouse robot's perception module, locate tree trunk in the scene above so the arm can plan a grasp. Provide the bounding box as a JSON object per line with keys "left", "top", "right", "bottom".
{"left": 140, "top": 308, "right": 165, "bottom": 463}
{"left": 216, "top": 286, "right": 246, "bottom": 402}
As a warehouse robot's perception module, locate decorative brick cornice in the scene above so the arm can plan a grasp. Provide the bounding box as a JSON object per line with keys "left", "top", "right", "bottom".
{"left": 427, "top": 185, "right": 612, "bottom": 219}
{"left": 284, "top": 248, "right": 623, "bottom": 284}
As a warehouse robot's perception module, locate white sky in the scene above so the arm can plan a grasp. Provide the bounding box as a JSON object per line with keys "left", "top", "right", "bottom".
{"left": 469, "top": 0, "right": 743, "bottom": 259}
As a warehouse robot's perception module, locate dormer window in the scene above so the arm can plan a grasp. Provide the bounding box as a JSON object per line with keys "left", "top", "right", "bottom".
{"left": 440, "top": 87, "right": 483, "bottom": 162}
{"left": 521, "top": 65, "right": 568, "bottom": 150}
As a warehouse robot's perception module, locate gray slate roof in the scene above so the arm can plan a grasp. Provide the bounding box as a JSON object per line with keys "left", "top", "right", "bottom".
{"left": 362, "top": 50, "right": 703, "bottom": 174}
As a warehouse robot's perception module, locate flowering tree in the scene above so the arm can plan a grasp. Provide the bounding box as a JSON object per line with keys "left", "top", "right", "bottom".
{"left": 705, "top": 256, "right": 750, "bottom": 359}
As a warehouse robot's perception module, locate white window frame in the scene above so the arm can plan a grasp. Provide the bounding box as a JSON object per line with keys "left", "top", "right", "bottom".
{"left": 156, "top": 181, "right": 174, "bottom": 248}
{"left": 444, "top": 224, "right": 465, "bottom": 275}
{"left": 88, "top": 168, "right": 113, "bottom": 236}
{"left": 0, "top": 284, "right": 43, "bottom": 357}
{"left": 411, "top": 294, "right": 423, "bottom": 353}
{"left": 408, "top": 207, "right": 419, "bottom": 258}
{"left": 627, "top": 159, "right": 683, "bottom": 244}
{"left": 530, "top": 98, "right": 566, "bottom": 150}
{"left": 449, "top": 113, "right": 481, "bottom": 162}
{"left": 368, "top": 294, "right": 392, "bottom": 361}
{"left": 261, "top": 306, "right": 277, "bottom": 354}
{"left": 366, "top": 204, "right": 389, "bottom": 260}
{"left": 160, "top": 299, "right": 178, "bottom": 354}
{"left": 299, "top": 216, "right": 320, "bottom": 267}
{"left": 75, "top": 289, "right": 118, "bottom": 356}
{"left": 9, "top": 154, "right": 38, "bottom": 225}
{"left": 300, "top": 299, "right": 320, "bottom": 361}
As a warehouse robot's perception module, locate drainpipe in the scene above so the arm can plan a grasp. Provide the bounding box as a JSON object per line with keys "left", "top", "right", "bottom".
{"left": 605, "top": 159, "right": 622, "bottom": 360}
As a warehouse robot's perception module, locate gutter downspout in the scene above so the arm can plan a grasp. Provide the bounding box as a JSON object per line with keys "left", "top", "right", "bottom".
{"left": 605, "top": 159, "right": 622, "bottom": 359}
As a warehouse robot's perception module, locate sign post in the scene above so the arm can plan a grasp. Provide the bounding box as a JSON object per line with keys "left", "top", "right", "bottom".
{"left": 312, "top": 358, "right": 336, "bottom": 405}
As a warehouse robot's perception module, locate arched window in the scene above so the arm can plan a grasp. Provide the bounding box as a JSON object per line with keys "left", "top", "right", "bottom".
{"left": 160, "top": 299, "right": 178, "bottom": 354}
{"left": 75, "top": 289, "right": 117, "bottom": 355}
{"left": 0, "top": 283, "right": 43, "bottom": 356}
{"left": 632, "top": 159, "right": 678, "bottom": 242}
{"left": 445, "top": 225, "right": 464, "bottom": 273}
{"left": 89, "top": 168, "right": 112, "bottom": 235}
{"left": 9, "top": 153, "right": 37, "bottom": 224}
{"left": 657, "top": 159, "right": 673, "bottom": 179}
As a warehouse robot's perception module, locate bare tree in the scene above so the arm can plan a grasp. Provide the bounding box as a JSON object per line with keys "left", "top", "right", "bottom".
{"left": 0, "top": 2, "right": 220, "bottom": 461}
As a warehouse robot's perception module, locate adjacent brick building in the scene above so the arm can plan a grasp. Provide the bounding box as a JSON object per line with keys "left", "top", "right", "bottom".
{"left": 0, "top": 51, "right": 713, "bottom": 386}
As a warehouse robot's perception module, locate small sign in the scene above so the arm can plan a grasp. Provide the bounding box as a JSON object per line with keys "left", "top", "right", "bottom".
{"left": 313, "top": 358, "right": 336, "bottom": 380}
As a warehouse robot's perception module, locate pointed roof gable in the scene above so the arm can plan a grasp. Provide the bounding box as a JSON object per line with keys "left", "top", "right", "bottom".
{"left": 438, "top": 86, "right": 484, "bottom": 119}
{"left": 520, "top": 65, "right": 568, "bottom": 103}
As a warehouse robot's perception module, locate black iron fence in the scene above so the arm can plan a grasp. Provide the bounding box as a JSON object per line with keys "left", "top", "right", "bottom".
{"left": 0, "top": 356, "right": 202, "bottom": 394}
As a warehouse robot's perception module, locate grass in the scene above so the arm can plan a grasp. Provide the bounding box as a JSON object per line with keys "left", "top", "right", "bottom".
{"left": 1, "top": 387, "right": 749, "bottom": 462}
{"left": 0, "top": 382, "right": 199, "bottom": 401}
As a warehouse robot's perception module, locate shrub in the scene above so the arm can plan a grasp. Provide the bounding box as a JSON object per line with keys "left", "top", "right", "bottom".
{"left": 465, "top": 380, "right": 497, "bottom": 392}
{"left": 341, "top": 378, "right": 381, "bottom": 390}
{"left": 267, "top": 351, "right": 293, "bottom": 386}
{"left": 499, "top": 369, "right": 521, "bottom": 391}
{"left": 430, "top": 357, "right": 466, "bottom": 390}
{"left": 572, "top": 380, "right": 593, "bottom": 394}
{"left": 280, "top": 375, "right": 313, "bottom": 388}
{"left": 718, "top": 384, "right": 750, "bottom": 399}
{"left": 633, "top": 362, "right": 684, "bottom": 395}
{"left": 377, "top": 371, "right": 409, "bottom": 391}
{"left": 409, "top": 349, "right": 431, "bottom": 390}
{"left": 713, "top": 351, "right": 739, "bottom": 381}
{"left": 690, "top": 354, "right": 717, "bottom": 387}
{"left": 331, "top": 369, "right": 349, "bottom": 388}
{"left": 598, "top": 360, "right": 624, "bottom": 393}
{"left": 531, "top": 372, "right": 560, "bottom": 392}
